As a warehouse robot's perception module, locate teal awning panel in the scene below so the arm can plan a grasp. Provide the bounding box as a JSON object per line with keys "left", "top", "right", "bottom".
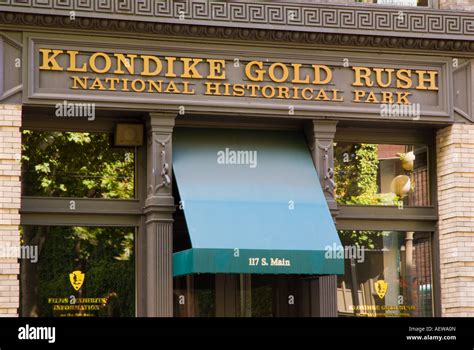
{"left": 172, "top": 128, "right": 343, "bottom": 276}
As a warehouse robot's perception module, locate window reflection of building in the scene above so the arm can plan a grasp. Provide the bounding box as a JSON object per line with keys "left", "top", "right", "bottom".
{"left": 334, "top": 142, "right": 430, "bottom": 207}
{"left": 412, "top": 233, "right": 433, "bottom": 317}
{"left": 409, "top": 148, "right": 430, "bottom": 207}
{"left": 337, "top": 230, "right": 433, "bottom": 317}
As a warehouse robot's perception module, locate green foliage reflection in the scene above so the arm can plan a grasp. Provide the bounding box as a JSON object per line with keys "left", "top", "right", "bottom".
{"left": 22, "top": 131, "right": 134, "bottom": 198}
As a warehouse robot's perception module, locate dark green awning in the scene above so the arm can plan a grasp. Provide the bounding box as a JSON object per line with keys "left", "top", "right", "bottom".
{"left": 172, "top": 128, "right": 343, "bottom": 276}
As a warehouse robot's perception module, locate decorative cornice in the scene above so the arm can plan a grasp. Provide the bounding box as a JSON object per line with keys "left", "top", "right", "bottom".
{"left": 1, "top": 10, "right": 473, "bottom": 53}
{"left": 0, "top": 0, "right": 473, "bottom": 41}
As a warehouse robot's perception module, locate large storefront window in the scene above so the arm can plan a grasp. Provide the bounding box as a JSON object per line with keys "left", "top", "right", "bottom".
{"left": 174, "top": 274, "right": 309, "bottom": 317}
{"left": 20, "top": 226, "right": 135, "bottom": 317}
{"left": 174, "top": 274, "right": 216, "bottom": 317}
{"left": 22, "top": 131, "right": 135, "bottom": 199}
{"left": 337, "top": 230, "right": 433, "bottom": 317}
{"left": 334, "top": 143, "right": 430, "bottom": 206}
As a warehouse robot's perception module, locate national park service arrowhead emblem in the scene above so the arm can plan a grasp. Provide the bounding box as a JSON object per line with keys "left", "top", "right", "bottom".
{"left": 374, "top": 279, "right": 388, "bottom": 299}
{"left": 69, "top": 270, "right": 85, "bottom": 291}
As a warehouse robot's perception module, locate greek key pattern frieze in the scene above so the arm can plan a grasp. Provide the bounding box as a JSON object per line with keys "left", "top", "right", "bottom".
{"left": 0, "top": 0, "right": 473, "bottom": 40}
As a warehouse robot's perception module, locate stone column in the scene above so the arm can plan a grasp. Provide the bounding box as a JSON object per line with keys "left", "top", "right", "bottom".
{"left": 0, "top": 104, "right": 21, "bottom": 317}
{"left": 144, "top": 112, "right": 176, "bottom": 317}
{"left": 305, "top": 120, "right": 339, "bottom": 317}
{"left": 437, "top": 124, "right": 474, "bottom": 317}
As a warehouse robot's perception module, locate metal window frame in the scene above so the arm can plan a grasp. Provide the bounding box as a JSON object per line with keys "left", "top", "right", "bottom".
{"left": 20, "top": 110, "right": 147, "bottom": 317}
{"left": 334, "top": 125, "right": 440, "bottom": 316}
{"left": 20, "top": 110, "right": 146, "bottom": 225}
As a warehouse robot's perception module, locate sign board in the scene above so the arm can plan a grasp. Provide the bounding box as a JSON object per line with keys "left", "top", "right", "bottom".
{"left": 26, "top": 34, "right": 452, "bottom": 121}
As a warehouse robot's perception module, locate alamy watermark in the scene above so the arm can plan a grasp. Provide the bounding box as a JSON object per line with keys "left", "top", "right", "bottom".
{"left": 380, "top": 103, "right": 420, "bottom": 120}
{"left": 55, "top": 100, "right": 96, "bottom": 121}
{"left": 325, "top": 243, "right": 366, "bottom": 263}
{"left": 18, "top": 324, "right": 55, "bottom": 344}
{"left": 217, "top": 148, "right": 258, "bottom": 168}
{"left": 0, "top": 245, "right": 38, "bottom": 263}
{"left": 378, "top": 0, "right": 417, "bottom": 6}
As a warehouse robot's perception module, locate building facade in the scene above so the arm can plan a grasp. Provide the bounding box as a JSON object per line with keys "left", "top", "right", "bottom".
{"left": 0, "top": 0, "right": 474, "bottom": 317}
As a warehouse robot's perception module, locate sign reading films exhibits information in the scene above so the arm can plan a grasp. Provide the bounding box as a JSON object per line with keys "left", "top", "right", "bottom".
{"left": 31, "top": 42, "right": 449, "bottom": 119}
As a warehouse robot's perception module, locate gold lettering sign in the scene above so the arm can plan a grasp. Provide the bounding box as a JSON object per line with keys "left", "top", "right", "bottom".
{"left": 38, "top": 48, "right": 439, "bottom": 105}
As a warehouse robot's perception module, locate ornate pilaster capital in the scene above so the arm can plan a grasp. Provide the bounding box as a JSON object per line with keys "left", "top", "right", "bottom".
{"left": 145, "top": 112, "right": 177, "bottom": 212}
{"left": 305, "top": 120, "right": 338, "bottom": 214}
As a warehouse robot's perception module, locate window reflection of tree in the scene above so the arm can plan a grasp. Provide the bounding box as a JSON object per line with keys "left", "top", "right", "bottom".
{"left": 20, "top": 226, "right": 134, "bottom": 317}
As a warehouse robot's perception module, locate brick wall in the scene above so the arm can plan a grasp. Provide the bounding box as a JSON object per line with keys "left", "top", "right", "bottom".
{"left": 0, "top": 104, "right": 21, "bottom": 317}
{"left": 437, "top": 124, "right": 474, "bottom": 317}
